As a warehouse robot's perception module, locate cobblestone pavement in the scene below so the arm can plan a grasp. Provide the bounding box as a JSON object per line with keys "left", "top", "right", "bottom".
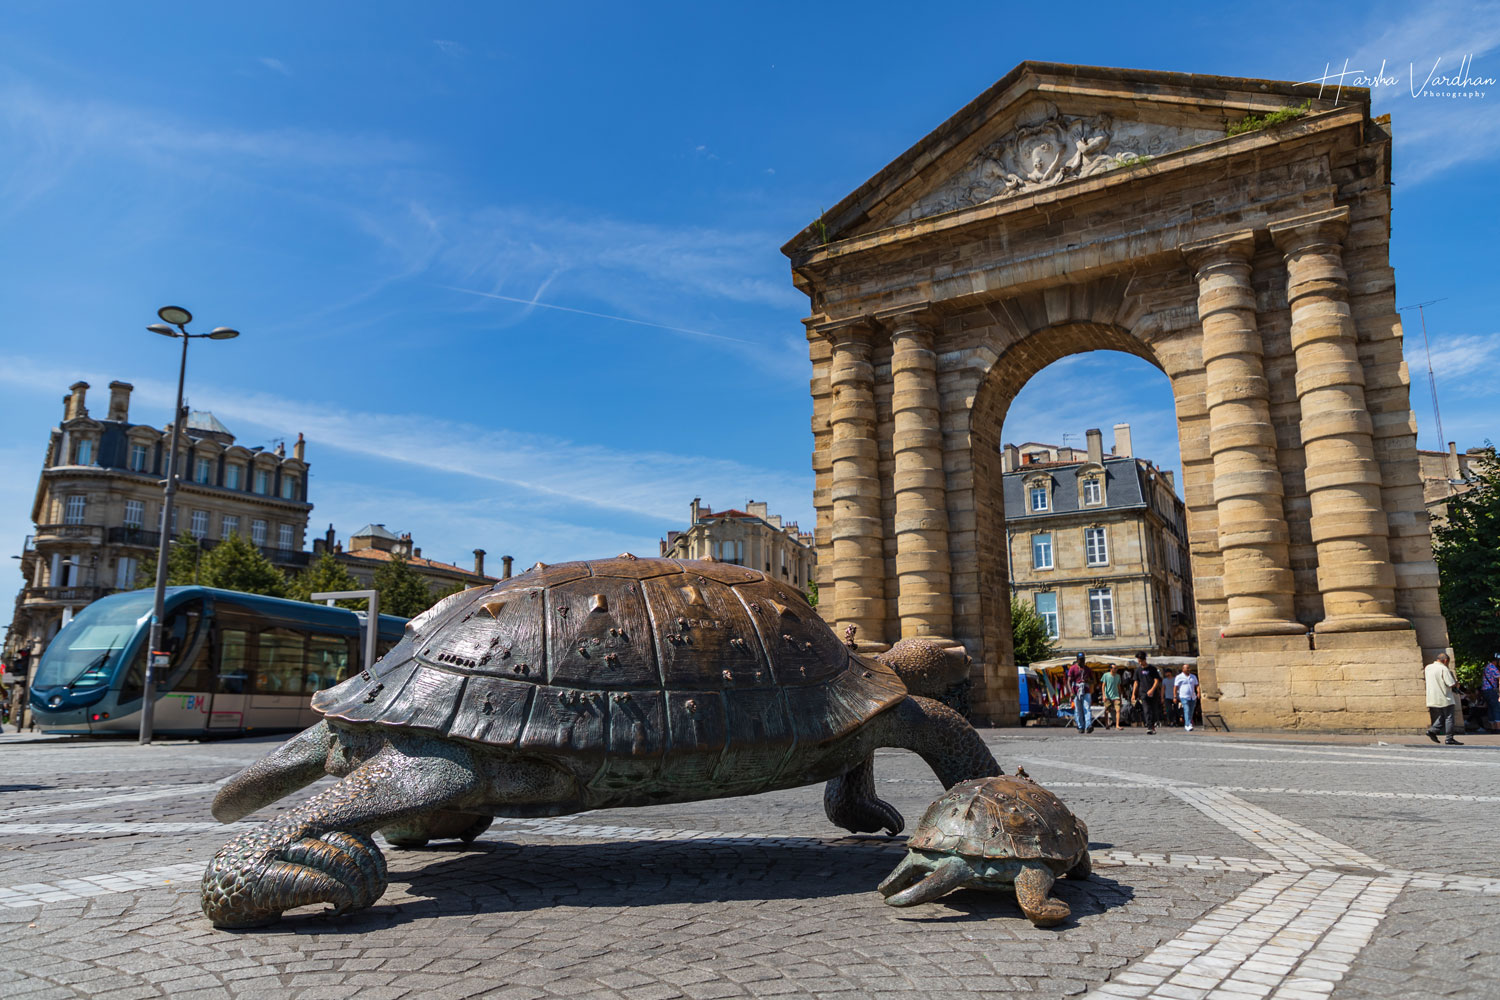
{"left": 0, "top": 727, "right": 1495, "bottom": 999}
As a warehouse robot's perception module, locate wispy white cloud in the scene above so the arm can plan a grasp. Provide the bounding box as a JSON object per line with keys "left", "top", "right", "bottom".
{"left": 1415, "top": 330, "right": 1500, "bottom": 381}
{"left": 431, "top": 40, "right": 467, "bottom": 59}
{"left": 0, "top": 357, "right": 814, "bottom": 532}
{"left": 259, "top": 57, "right": 293, "bottom": 77}
{"left": 1335, "top": 0, "right": 1500, "bottom": 184}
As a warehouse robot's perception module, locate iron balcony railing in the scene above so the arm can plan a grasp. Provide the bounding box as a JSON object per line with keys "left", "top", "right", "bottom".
{"left": 107, "top": 526, "right": 162, "bottom": 548}
{"left": 24, "top": 586, "right": 111, "bottom": 604}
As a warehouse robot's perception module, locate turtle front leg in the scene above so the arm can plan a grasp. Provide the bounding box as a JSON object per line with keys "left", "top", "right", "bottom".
{"left": 202, "top": 742, "right": 483, "bottom": 928}
{"left": 1014, "top": 864, "right": 1070, "bottom": 927}
{"left": 824, "top": 754, "right": 904, "bottom": 835}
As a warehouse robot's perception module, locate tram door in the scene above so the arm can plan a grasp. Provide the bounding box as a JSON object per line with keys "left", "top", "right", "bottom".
{"left": 247, "top": 627, "right": 307, "bottom": 730}
{"left": 207, "top": 626, "right": 251, "bottom": 732}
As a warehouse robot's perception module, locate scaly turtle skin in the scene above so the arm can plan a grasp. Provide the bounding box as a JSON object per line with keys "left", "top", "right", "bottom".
{"left": 877, "top": 774, "right": 1091, "bottom": 926}
{"left": 201, "top": 555, "right": 999, "bottom": 927}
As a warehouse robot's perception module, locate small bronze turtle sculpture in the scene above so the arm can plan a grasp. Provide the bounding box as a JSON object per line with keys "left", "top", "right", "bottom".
{"left": 877, "top": 773, "right": 1091, "bottom": 926}
{"left": 202, "top": 556, "right": 1000, "bottom": 927}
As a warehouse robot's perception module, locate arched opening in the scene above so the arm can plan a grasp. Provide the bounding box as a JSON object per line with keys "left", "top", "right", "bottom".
{"left": 994, "top": 346, "right": 1195, "bottom": 673}
{"left": 972, "top": 322, "right": 1206, "bottom": 719}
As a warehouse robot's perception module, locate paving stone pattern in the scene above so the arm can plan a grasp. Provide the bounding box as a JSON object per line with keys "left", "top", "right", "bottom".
{"left": 0, "top": 729, "right": 1495, "bottom": 998}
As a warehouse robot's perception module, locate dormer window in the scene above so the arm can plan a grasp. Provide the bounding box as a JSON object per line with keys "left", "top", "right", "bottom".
{"left": 130, "top": 443, "right": 148, "bottom": 472}
{"left": 226, "top": 463, "right": 242, "bottom": 490}
{"left": 1082, "top": 478, "right": 1102, "bottom": 505}
{"left": 75, "top": 439, "right": 93, "bottom": 465}
{"left": 195, "top": 457, "right": 213, "bottom": 484}
{"left": 1029, "top": 485, "right": 1048, "bottom": 511}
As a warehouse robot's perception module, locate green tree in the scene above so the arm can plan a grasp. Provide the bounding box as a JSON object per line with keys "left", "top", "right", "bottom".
{"left": 805, "top": 579, "right": 819, "bottom": 607}
{"left": 1010, "top": 595, "right": 1057, "bottom": 665}
{"left": 134, "top": 533, "right": 211, "bottom": 588}
{"left": 287, "top": 553, "right": 366, "bottom": 609}
{"left": 373, "top": 555, "right": 439, "bottom": 619}
{"left": 1433, "top": 446, "right": 1500, "bottom": 684}
{"left": 198, "top": 533, "right": 289, "bottom": 597}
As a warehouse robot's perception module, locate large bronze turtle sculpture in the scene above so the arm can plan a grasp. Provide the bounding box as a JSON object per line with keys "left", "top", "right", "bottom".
{"left": 877, "top": 773, "right": 1091, "bottom": 926}
{"left": 202, "top": 556, "right": 1001, "bottom": 927}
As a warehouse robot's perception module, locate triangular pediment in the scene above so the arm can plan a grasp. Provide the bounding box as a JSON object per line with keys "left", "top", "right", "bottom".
{"left": 784, "top": 62, "right": 1354, "bottom": 255}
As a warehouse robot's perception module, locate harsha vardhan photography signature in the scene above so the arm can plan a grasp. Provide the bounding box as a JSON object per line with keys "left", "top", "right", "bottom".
{"left": 1304, "top": 54, "right": 1493, "bottom": 100}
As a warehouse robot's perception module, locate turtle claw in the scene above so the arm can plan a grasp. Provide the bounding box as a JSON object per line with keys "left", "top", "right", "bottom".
{"left": 202, "top": 829, "right": 388, "bottom": 929}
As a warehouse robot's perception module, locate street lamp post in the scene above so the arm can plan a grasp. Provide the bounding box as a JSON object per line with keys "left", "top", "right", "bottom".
{"left": 140, "top": 306, "right": 240, "bottom": 745}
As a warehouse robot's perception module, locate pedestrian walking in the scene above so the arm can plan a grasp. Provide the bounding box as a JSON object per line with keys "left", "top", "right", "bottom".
{"left": 1480, "top": 655, "right": 1500, "bottom": 733}
{"left": 1132, "top": 652, "right": 1163, "bottom": 735}
{"left": 1102, "top": 664, "right": 1123, "bottom": 730}
{"left": 1424, "top": 653, "right": 1462, "bottom": 745}
{"left": 1066, "top": 653, "right": 1094, "bottom": 733}
{"left": 1173, "top": 665, "right": 1200, "bottom": 732}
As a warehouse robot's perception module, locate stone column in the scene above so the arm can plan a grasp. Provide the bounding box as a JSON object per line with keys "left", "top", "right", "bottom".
{"left": 886, "top": 312, "right": 954, "bottom": 644}
{"left": 1270, "top": 207, "right": 1408, "bottom": 632}
{"left": 1182, "top": 231, "right": 1304, "bottom": 637}
{"left": 825, "top": 319, "right": 887, "bottom": 649}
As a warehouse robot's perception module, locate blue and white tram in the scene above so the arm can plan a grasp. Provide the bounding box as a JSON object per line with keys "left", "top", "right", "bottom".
{"left": 28, "top": 587, "right": 406, "bottom": 737}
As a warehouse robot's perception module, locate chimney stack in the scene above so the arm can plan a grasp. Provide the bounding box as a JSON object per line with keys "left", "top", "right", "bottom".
{"left": 65, "top": 381, "right": 89, "bottom": 421}
{"left": 1086, "top": 428, "right": 1103, "bottom": 465}
{"left": 107, "top": 381, "right": 133, "bottom": 422}
{"left": 1002, "top": 443, "right": 1019, "bottom": 472}
{"left": 1447, "top": 441, "right": 1461, "bottom": 480}
{"left": 690, "top": 497, "right": 701, "bottom": 523}
{"left": 473, "top": 549, "right": 486, "bottom": 576}
{"left": 293, "top": 432, "right": 305, "bottom": 462}
{"left": 502, "top": 555, "right": 513, "bottom": 579}
{"left": 1113, "top": 422, "right": 1133, "bottom": 458}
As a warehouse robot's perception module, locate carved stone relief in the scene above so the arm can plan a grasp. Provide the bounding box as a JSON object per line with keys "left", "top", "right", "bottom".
{"left": 896, "top": 101, "right": 1222, "bottom": 224}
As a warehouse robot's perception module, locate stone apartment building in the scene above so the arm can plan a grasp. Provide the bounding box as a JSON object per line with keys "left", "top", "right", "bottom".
{"left": 1416, "top": 442, "right": 1488, "bottom": 528}
{"left": 312, "top": 524, "right": 503, "bottom": 597}
{"left": 6, "top": 380, "right": 313, "bottom": 661}
{"left": 1004, "top": 424, "right": 1196, "bottom": 657}
{"left": 660, "top": 499, "right": 817, "bottom": 593}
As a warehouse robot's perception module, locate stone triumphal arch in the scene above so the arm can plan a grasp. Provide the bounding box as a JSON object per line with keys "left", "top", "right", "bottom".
{"left": 785, "top": 63, "right": 1444, "bottom": 730}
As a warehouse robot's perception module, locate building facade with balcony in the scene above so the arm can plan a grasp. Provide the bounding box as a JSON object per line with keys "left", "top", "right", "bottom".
{"left": 5, "top": 380, "right": 313, "bottom": 661}
{"left": 659, "top": 498, "right": 817, "bottom": 593}
{"left": 1003, "top": 424, "right": 1196, "bottom": 658}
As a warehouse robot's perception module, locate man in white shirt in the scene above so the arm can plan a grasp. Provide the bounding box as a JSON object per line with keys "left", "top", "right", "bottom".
{"left": 1172, "top": 666, "right": 1200, "bottom": 732}
{"left": 1424, "top": 653, "right": 1462, "bottom": 746}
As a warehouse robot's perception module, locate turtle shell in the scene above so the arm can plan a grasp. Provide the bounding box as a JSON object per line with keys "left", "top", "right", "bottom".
{"left": 906, "top": 775, "right": 1089, "bottom": 862}
{"left": 311, "top": 557, "right": 906, "bottom": 782}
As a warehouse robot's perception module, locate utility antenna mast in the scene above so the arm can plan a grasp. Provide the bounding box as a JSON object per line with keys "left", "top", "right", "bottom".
{"left": 1398, "top": 298, "right": 1447, "bottom": 451}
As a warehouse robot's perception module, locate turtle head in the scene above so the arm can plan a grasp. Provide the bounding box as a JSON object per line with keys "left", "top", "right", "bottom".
{"left": 873, "top": 638, "right": 971, "bottom": 698}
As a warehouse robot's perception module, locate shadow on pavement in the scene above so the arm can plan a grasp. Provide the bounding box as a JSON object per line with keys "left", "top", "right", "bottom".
{"left": 239, "top": 835, "right": 1133, "bottom": 935}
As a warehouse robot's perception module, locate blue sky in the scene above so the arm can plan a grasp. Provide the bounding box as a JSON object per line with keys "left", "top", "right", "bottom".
{"left": 2, "top": 2, "right": 1497, "bottom": 620}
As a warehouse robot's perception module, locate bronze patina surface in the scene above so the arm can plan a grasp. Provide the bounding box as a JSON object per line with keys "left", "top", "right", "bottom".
{"left": 201, "top": 556, "right": 1000, "bottom": 927}
{"left": 878, "top": 773, "right": 1091, "bottom": 926}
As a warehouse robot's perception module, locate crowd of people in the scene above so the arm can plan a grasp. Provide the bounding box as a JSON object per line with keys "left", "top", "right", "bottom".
{"left": 1062, "top": 651, "right": 1200, "bottom": 735}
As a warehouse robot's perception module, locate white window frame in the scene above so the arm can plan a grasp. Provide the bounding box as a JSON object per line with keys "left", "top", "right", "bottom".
{"left": 251, "top": 519, "right": 267, "bottom": 546}
{"left": 225, "top": 464, "right": 242, "bottom": 490}
{"left": 190, "top": 510, "right": 208, "bottom": 540}
{"left": 1034, "top": 591, "right": 1059, "bottom": 638}
{"left": 254, "top": 468, "right": 270, "bottom": 495}
{"left": 196, "top": 457, "right": 213, "bottom": 484}
{"left": 75, "top": 439, "right": 93, "bottom": 465}
{"left": 1089, "top": 587, "right": 1115, "bottom": 636}
{"left": 1082, "top": 478, "right": 1102, "bottom": 505}
{"left": 1031, "top": 532, "right": 1053, "bottom": 570}
{"left": 123, "top": 499, "right": 144, "bottom": 529}
{"left": 115, "top": 556, "right": 138, "bottom": 590}
{"left": 130, "top": 443, "right": 148, "bottom": 472}
{"left": 277, "top": 524, "right": 293, "bottom": 552}
{"left": 1029, "top": 485, "right": 1049, "bottom": 512}
{"left": 1085, "top": 526, "right": 1109, "bottom": 566}
{"left": 63, "top": 494, "right": 87, "bottom": 525}
{"left": 221, "top": 515, "right": 239, "bottom": 539}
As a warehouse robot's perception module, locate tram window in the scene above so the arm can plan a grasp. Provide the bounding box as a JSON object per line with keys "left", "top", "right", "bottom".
{"left": 218, "top": 629, "right": 251, "bottom": 694}
{"left": 164, "top": 605, "right": 211, "bottom": 693}
{"left": 306, "top": 635, "right": 350, "bottom": 692}
{"left": 256, "top": 628, "right": 307, "bottom": 693}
